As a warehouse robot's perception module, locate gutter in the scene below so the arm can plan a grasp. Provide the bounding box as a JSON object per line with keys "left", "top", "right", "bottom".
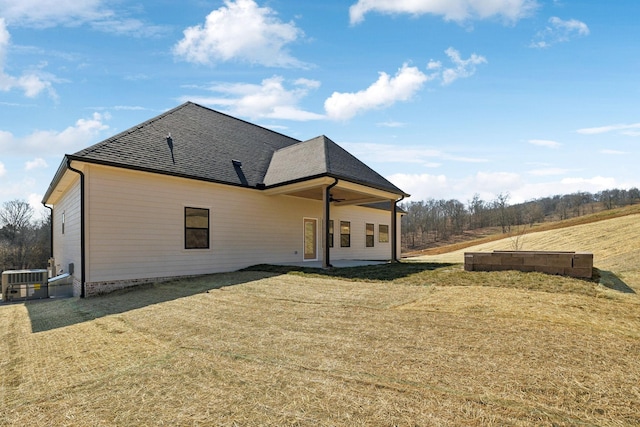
{"left": 42, "top": 203, "right": 53, "bottom": 259}
{"left": 323, "top": 178, "right": 339, "bottom": 269}
{"left": 66, "top": 159, "right": 86, "bottom": 298}
{"left": 392, "top": 195, "right": 405, "bottom": 263}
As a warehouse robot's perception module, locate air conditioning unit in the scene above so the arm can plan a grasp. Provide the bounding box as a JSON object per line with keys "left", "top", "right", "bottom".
{"left": 1, "top": 269, "right": 49, "bottom": 302}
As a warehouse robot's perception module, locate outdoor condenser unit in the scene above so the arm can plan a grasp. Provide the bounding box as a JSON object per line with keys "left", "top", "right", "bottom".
{"left": 1, "top": 269, "right": 49, "bottom": 302}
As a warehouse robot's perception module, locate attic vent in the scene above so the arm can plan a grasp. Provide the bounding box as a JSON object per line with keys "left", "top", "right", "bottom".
{"left": 232, "top": 159, "right": 242, "bottom": 167}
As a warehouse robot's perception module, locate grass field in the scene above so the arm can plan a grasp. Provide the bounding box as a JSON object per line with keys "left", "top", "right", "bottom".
{"left": 1, "top": 216, "right": 640, "bottom": 425}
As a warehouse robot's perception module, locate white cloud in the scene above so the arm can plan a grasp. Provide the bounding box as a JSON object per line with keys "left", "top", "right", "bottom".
{"left": 577, "top": 122, "right": 640, "bottom": 135}
{"left": 388, "top": 171, "right": 523, "bottom": 203}
{"left": 0, "top": 161, "right": 6, "bottom": 177}
{"left": 25, "top": 157, "right": 47, "bottom": 171}
{"left": 0, "top": 0, "right": 168, "bottom": 37}
{"left": 531, "top": 16, "right": 589, "bottom": 48}
{"left": 377, "top": 121, "right": 406, "bottom": 128}
{"left": 324, "top": 63, "right": 429, "bottom": 120}
{"left": 90, "top": 18, "right": 168, "bottom": 38}
{"left": 527, "top": 167, "right": 571, "bottom": 176}
{"left": 179, "top": 76, "right": 324, "bottom": 121}
{"left": 0, "top": 112, "right": 109, "bottom": 155}
{"left": 349, "top": 0, "right": 538, "bottom": 25}
{"left": 0, "top": 0, "right": 110, "bottom": 27}
{"left": 342, "top": 142, "right": 487, "bottom": 168}
{"left": 440, "top": 47, "right": 487, "bottom": 85}
{"left": 528, "top": 139, "right": 561, "bottom": 148}
{"left": 389, "top": 171, "right": 628, "bottom": 204}
{"left": 0, "top": 18, "right": 57, "bottom": 98}
{"left": 600, "top": 149, "right": 626, "bottom": 155}
{"left": 173, "top": 0, "right": 306, "bottom": 68}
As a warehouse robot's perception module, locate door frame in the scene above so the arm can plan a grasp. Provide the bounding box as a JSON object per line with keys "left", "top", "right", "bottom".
{"left": 303, "top": 217, "right": 318, "bottom": 261}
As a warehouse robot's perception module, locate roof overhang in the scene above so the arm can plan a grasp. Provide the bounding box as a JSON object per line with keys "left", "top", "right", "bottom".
{"left": 262, "top": 176, "right": 405, "bottom": 205}
{"left": 42, "top": 156, "right": 79, "bottom": 205}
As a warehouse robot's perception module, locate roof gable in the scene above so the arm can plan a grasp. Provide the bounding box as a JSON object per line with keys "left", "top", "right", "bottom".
{"left": 264, "top": 135, "right": 406, "bottom": 195}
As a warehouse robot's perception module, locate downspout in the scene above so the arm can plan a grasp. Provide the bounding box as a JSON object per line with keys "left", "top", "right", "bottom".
{"left": 392, "top": 195, "right": 405, "bottom": 263}
{"left": 42, "top": 203, "right": 53, "bottom": 259}
{"left": 323, "top": 178, "right": 339, "bottom": 269}
{"left": 66, "top": 159, "right": 86, "bottom": 298}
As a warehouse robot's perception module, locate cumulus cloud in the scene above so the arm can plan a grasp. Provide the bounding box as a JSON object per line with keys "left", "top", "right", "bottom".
{"left": 388, "top": 171, "right": 626, "bottom": 205}
{"left": 577, "top": 122, "right": 640, "bottom": 136}
{"left": 531, "top": 16, "right": 589, "bottom": 48}
{"left": 0, "top": 112, "right": 109, "bottom": 155}
{"left": 349, "top": 0, "right": 538, "bottom": 25}
{"left": 179, "top": 76, "right": 324, "bottom": 121}
{"left": 528, "top": 139, "right": 561, "bottom": 148}
{"left": 0, "top": 161, "right": 6, "bottom": 177}
{"left": 324, "top": 63, "right": 429, "bottom": 120}
{"left": 0, "top": 18, "right": 57, "bottom": 98}
{"left": 25, "top": 157, "right": 48, "bottom": 171}
{"left": 173, "top": 0, "right": 306, "bottom": 68}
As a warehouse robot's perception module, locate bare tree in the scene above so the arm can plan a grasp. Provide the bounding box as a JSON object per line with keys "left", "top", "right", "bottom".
{"left": 0, "top": 200, "right": 36, "bottom": 270}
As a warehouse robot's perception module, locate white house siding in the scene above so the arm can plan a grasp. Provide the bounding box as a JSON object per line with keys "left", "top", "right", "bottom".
{"left": 78, "top": 164, "right": 400, "bottom": 294}
{"left": 52, "top": 176, "right": 83, "bottom": 296}
{"left": 328, "top": 204, "right": 399, "bottom": 261}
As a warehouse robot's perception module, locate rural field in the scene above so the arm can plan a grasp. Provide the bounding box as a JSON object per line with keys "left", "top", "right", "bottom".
{"left": 1, "top": 214, "right": 640, "bottom": 426}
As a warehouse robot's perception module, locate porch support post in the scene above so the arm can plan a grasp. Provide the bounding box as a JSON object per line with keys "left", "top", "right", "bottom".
{"left": 391, "top": 199, "right": 398, "bottom": 263}
{"left": 323, "top": 179, "right": 338, "bottom": 268}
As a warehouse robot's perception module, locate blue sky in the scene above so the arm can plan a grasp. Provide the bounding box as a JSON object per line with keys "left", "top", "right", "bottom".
{"left": 1, "top": 0, "right": 639, "bottom": 217}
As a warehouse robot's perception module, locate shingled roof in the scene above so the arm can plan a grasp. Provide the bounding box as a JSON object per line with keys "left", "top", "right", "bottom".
{"left": 53, "top": 102, "right": 407, "bottom": 197}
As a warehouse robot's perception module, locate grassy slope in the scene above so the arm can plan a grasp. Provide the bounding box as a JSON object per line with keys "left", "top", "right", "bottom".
{"left": 407, "top": 204, "right": 640, "bottom": 257}
{"left": 409, "top": 209, "right": 640, "bottom": 290}
{"left": 1, "top": 213, "right": 639, "bottom": 426}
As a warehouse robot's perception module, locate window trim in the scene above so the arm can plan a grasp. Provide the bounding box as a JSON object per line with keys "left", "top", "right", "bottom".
{"left": 340, "top": 221, "right": 351, "bottom": 248}
{"left": 365, "top": 223, "right": 375, "bottom": 248}
{"left": 379, "top": 224, "right": 389, "bottom": 243}
{"left": 328, "top": 219, "right": 334, "bottom": 248}
{"left": 184, "top": 206, "right": 210, "bottom": 250}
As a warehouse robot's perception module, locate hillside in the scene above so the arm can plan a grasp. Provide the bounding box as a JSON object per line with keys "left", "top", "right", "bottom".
{"left": 409, "top": 210, "right": 640, "bottom": 291}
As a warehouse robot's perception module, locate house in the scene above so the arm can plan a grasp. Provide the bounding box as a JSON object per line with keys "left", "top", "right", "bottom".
{"left": 42, "top": 102, "right": 409, "bottom": 297}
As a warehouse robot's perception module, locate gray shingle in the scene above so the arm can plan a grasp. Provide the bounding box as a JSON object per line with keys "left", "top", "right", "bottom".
{"left": 67, "top": 102, "right": 407, "bottom": 196}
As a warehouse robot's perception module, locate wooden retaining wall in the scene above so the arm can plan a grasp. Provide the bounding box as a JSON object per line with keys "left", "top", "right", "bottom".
{"left": 464, "top": 251, "right": 593, "bottom": 278}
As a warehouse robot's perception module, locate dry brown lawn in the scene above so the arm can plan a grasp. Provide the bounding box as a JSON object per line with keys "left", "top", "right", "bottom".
{"left": 1, "top": 215, "right": 640, "bottom": 426}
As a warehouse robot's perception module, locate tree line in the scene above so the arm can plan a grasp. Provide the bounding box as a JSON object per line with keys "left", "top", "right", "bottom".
{"left": 401, "top": 188, "right": 640, "bottom": 250}
{"left": 0, "top": 200, "right": 51, "bottom": 274}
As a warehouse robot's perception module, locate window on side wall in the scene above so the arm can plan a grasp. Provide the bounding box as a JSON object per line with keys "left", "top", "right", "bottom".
{"left": 185, "top": 207, "right": 209, "bottom": 249}
{"left": 379, "top": 224, "right": 389, "bottom": 243}
{"left": 340, "top": 221, "right": 350, "bottom": 247}
{"left": 366, "top": 223, "right": 374, "bottom": 247}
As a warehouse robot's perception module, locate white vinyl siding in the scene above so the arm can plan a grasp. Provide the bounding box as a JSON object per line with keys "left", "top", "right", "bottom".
{"left": 52, "top": 163, "right": 401, "bottom": 287}
{"left": 85, "top": 165, "right": 324, "bottom": 283}
{"left": 327, "top": 205, "right": 397, "bottom": 261}
{"left": 52, "top": 176, "right": 82, "bottom": 281}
